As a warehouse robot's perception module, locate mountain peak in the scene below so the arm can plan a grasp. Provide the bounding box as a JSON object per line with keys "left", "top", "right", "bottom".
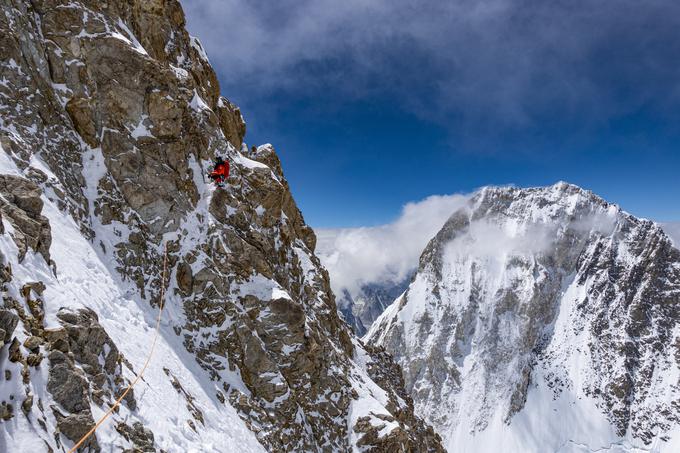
{"left": 367, "top": 184, "right": 680, "bottom": 451}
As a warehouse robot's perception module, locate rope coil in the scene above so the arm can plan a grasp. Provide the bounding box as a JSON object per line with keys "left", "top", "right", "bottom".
{"left": 68, "top": 242, "right": 169, "bottom": 452}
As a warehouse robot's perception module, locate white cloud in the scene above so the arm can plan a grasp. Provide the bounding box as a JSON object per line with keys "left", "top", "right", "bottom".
{"left": 181, "top": 0, "right": 680, "bottom": 129}
{"left": 441, "top": 208, "right": 618, "bottom": 271}
{"left": 662, "top": 223, "right": 680, "bottom": 248}
{"left": 444, "top": 218, "right": 556, "bottom": 261}
{"left": 315, "top": 193, "right": 470, "bottom": 297}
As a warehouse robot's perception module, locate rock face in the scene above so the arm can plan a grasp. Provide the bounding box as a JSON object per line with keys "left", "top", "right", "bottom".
{"left": 0, "top": 0, "right": 441, "bottom": 451}
{"left": 0, "top": 175, "right": 52, "bottom": 262}
{"left": 366, "top": 183, "right": 680, "bottom": 452}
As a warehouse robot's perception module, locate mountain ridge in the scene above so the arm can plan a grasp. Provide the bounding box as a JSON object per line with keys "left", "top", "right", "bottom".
{"left": 366, "top": 181, "right": 680, "bottom": 452}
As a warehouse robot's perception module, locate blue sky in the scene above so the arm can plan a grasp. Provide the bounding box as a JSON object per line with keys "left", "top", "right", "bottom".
{"left": 182, "top": 0, "right": 680, "bottom": 227}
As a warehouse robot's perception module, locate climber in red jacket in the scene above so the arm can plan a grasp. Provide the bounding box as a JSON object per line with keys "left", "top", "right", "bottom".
{"left": 209, "top": 156, "right": 229, "bottom": 187}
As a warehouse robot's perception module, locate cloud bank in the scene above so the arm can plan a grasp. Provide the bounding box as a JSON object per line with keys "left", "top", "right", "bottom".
{"left": 662, "top": 223, "right": 680, "bottom": 248}
{"left": 315, "top": 193, "right": 470, "bottom": 296}
{"left": 182, "top": 0, "right": 680, "bottom": 134}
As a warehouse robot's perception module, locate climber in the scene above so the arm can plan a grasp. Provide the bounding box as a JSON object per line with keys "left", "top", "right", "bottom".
{"left": 209, "top": 156, "right": 230, "bottom": 187}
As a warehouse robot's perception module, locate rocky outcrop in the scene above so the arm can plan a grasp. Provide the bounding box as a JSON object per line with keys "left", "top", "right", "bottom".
{"left": 48, "top": 348, "right": 101, "bottom": 452}
{"left": 0, "top": 264, "right": 138, "bottom": 451}
{"left": 115, "top": 421, "right": 156, "bottom": 452}
{"left": 44, "top": 308, "right": 141, "bottom": 452}
{"left": 0, "top": 0, "right": 441, "bottom": 451}
{"left": 360, "top": 344, "right": 445, "bottom": 452}
{"left": 0, "top": 175, "right": 52, "bottom": 262}
{"left": 0, "top": 309, "right": 18, "bottom": 348}
{"left": 217, "top": 97, "right": 247, "bottom": 149}
{"left": 55, "top": 308, "right": 136, "bottom": 410}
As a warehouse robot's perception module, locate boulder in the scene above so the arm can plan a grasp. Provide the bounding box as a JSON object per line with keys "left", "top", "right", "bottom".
{"left": 0, "top": 402, "right": 13, "bottom": 421}
{"left": 0, "top": 175, "right": 52, "bottom": 262}
{"left": 47, "top": 362, "right": 89, "bottom": 413}
{"left": 53, "top": 409, "right": 100, "bottom": 452}
{"left": 21, "top": 394, "right": 33, "bottom": 415}
{"left": 176, "top": 261, "right": 193, "bottom": 295}
{"left": 0, "top": 310, "right": 18, "bottom": 343}
{"left": 23, "top": 336, "right": 42, "bottom": 352}
{"left": 8, "top": 338, "right": 22, "bottom": 362}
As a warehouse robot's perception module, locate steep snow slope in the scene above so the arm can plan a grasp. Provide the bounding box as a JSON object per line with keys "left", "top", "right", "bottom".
{"left": 1, "top": 147, "right": 265, "bottom": 452}
{"left": 367, "top": 183, "right": 680, "bottom": 452}
{"left": 0, "top": 0, "right": 442, "bottom": 451}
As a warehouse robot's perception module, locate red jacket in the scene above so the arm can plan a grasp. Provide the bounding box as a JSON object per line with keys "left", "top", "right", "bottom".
{"left": 210, "top": 161, "right": 229, "bottom": 179}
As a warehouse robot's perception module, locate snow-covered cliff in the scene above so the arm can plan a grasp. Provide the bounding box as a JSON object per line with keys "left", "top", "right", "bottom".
{"left": 0, "top": 0, "right": 442, "bottom": 451}
{"left": 367, "top": 183, "right": 680, "bottom": 452}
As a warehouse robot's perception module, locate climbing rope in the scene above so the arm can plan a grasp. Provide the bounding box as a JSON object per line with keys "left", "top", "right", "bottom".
{"left": 68, "top": 242, "right": 169, "bottom": 453}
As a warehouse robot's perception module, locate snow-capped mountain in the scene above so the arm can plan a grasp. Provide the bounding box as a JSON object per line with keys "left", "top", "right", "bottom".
{"left": 0, "top": 1, "right": 442, "bottom": 451}
{"left": 366, "top": 183, "right": 680, "bottom": 452}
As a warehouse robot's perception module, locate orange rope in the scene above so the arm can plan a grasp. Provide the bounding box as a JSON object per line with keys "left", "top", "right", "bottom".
{"left": 68, "top": 242, "right": 169, "bottom": 453}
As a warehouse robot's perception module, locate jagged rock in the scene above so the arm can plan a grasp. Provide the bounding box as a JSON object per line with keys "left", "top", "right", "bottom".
{"left": 0, "top": 175, "right": 52, "bottom": 262}
{"left": 0, "top": 175, "right": 43, "bottom": 215}
{"left": 65, "top": 97, "right": 98, "bottom": 148}
{"left": 176, "top": 261, "right": 193, "bottom": 295}
{"left": 44, "top": 328, "right": 70, "bottom": 353}
{"left": 27, "top": 353, "right": 43, "bottom": 367}
{"left": 116, "top": 421, "right": 156, "bottom": 452}
{"left": 217, "top": 96, "right": 246, "bottom": 149}
{"left": 0, "top": 248, "right": 11, "bottom": 284}
{"left": 21, "top": 364, "right": 30, "bottom": 384}
{"left": 21, "top": 281, "right": 46, "bottom": 298}
{"left": 22, "top": 394, "right": 33, "bottom": 415}
{"left": 0, "top": 309, "right": 18, "bottom": 342}
{"left": 53, "top": 409, "right": 100, "bottom": 452}
{"left": 56, "top": 308, "right": 136, "bottom": 411}
{"left": 47, "top": 360, "right": 89, "bottom": 413}
{"left": 8, "top": 338, "right": 22, "bottom": 362}
{"left": 355, "top": 415, "right": 408, "bottom": 450}
{"left": 24, "top": 335, "right": 43, "bottom": 352}
{"left": 0, "top": 401, "right": 14, "bottom": 421}
{"left": 26, "top": 298, "right": 45, "bottom": 323}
